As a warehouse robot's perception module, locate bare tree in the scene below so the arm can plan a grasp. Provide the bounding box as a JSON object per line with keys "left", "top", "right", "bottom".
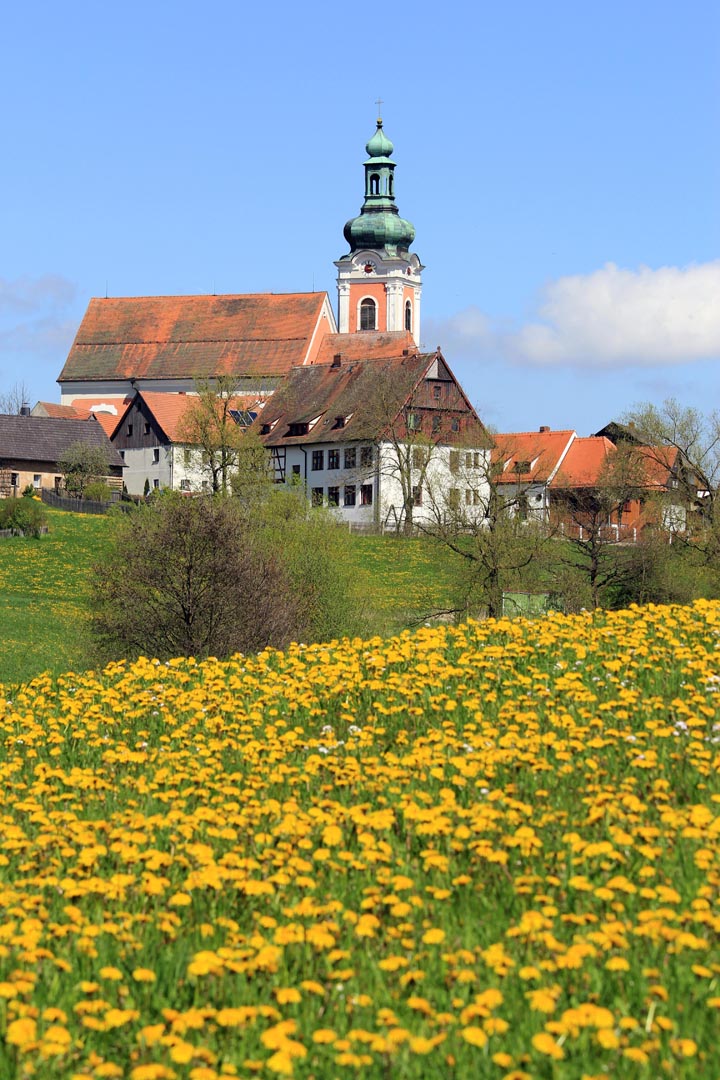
{"left": 555, "top": 442, "right": 649, "bottom": 609}
{"left": 0, "top": 380, "right": 31, "bottom": 415}
{"left": 422, "top": 440, "right": 554, "bottom": 618}
{"left": 623, "top": 399, "right": 720, "bottom": 559}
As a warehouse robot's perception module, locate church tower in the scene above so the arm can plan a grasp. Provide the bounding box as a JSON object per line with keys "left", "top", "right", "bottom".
{"left": 336, "top": 116, "right": 423, "bottom": 345}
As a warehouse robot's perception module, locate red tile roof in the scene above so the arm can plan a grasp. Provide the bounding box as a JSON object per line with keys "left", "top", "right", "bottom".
{"left": 136, "top": 391, "right": 266, "bottom": 443}
{"left": 33, "top": 401, "right": 82, "bottom": 418}
{"left": 313, "top": 331, "right": 416, "bottom": 365}
{"left": 552, "top": 437, "right": 615, "bottom": 488}
{"left": 493, "top": 429, "right": 576, "bottom": 484}
{"left": 58, "top": 293, "right": 332, "bottom": 383}
{"left": 254, "top": 351, "right": 487, "bottom": 448}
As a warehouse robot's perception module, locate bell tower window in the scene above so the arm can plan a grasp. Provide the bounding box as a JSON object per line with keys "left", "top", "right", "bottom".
{"left": 360, "top": 297, "right": 377, "bottom": 331}
{"left": 369, "top": 173, "right": 380, "bottom": 195}
{"left": 405, "top": 300, "right": 412, "bottom": 331}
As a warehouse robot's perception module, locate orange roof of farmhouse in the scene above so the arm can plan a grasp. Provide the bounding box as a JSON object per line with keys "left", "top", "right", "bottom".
{"left": 57, "top": 292, "right": 334, "bottom": 384}
{"left": 130, "top": 391, "right": 265, "bottom": 443}
{"left": 493, "top": 429, "right": 576, "bottom": 484}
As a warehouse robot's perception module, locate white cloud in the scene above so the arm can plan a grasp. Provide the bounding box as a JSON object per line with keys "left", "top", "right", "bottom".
{"left": 0, "top": 274, "right": 78, "bottom": 399}
{"left": 430, "top": 262, "right": 720, "bottom": 368}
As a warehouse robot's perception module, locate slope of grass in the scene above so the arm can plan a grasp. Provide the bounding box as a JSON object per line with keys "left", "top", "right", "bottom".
{"left": 0, "top": 512, "right": 455, "bottom": 686}
{"left": 0, "top": 509, "right": 112, "bottom": 686}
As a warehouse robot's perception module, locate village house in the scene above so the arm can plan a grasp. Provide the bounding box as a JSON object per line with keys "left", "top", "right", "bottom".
{"left": 0, "top": 412, "right": 124, "bottom": 498}
{"left": 253, "top": 346, "right": 490, "bottom": 530}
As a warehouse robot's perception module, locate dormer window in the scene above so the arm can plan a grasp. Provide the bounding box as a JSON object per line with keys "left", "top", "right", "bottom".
{"left": 360, "top": 297, "right": 377, "bottom": 331}
{"left": 288, "top": 422, "right": 309, "bottom": 437}
{"left": 513, "top": 460, "right": 531, "bottom": 473}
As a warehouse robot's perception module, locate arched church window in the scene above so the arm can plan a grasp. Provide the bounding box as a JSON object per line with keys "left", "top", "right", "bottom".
{"left": 370, "top": 173, "right": 380, "bottom": 195}
{"left": 360, "top": 297, "right": 377, "bottom": 331}
{"left": 388, "top": 175, "right": 394, "bottom": 197}
{"left": 405, "top": 300, "right": 412, "bottom": 332}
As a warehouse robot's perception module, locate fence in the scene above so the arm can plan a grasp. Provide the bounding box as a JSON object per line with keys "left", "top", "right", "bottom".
{"left": 40, "top": 489, "right": 132, "bottom": 515}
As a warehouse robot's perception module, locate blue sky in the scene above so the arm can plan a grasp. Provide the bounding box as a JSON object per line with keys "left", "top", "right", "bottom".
{"left": 1, "top": 0, "right": 718, "bottom": 434}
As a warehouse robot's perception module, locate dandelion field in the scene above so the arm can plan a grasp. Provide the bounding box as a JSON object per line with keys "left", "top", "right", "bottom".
{"left": 1, "top": 601, "right": 719, "bottom": 1079}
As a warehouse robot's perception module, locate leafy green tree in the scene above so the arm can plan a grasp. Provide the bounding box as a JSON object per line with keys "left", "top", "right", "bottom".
{"left": 58, "top": 442, "right": 111, "bottom": 498}
{"left": 177, "top": 377, "right": 249, "bottom": 495}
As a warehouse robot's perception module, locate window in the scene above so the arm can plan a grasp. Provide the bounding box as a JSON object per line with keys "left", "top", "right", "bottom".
{"left": 311, "top": 487, "right": 324, "bottom": 506}
{"left": 360, "top": 446, "right": 373, "bottom": 467}
{"left": 432, "top": 415, "right": 441, "bottom": 434}
{"left": 288, "top": 422, "right": 309, "bottom": 437}
{"left": 10, "top": 473, "right": 18, "bottom": 488}
{"left": 327, "top": 486, "right": 339, "bottom": 506}
{"left": 328, "top": 449, "right": 340, "bottom": 470}
{"left": 153, "top": 479, "right": 160, "bottom": 490}
{"left": 405, "top": 300, "right": 412, "bottom": 331}
{"left": 292, "top": 464, "right": 301, "bottom": 476}
{"left": 153, "top": 448, "right": 160, "bottom": 463}
{"left": 360, "top": 483, "right": 373, "bottom": 506}
{"left": 127, "top": 424, "right": 133, "bottom": 436}
{"left": 474, "top": 452, "right": 480, "bottom": 468}
{"left": 201, "top": 480, "right": 209, "bottom": 492}
{"left": 119, "top": 450, "right": 125, "bottom": 460}
{"left": 344, "top": 485, "right": 356, "bottom": 506}
{"left": 344, "top": 448, "right": 356, "bottom": 469}
{"left": 407, "top": 412, "right": 421, "bottom": 431}
{"left": 370, "top": 173, "right": 380, "bottom": 195}
{"left": 432, "top": 384, "right": 442, "bottom": 400}
{"left": 473, "top": 490, "right": 481, "bottom": 506}
{"left": 465, "top": 489, "right": 472, "bottom": 505}
{"left": 180, "top": 479, "right": 191, "bottom": 492}
{"left": 311, "top": 450, "right": 324, "bottom": 471}
{"left": 465, "top": 453, "right": 473, "bottom": 468}
{"left": 514, "top": 460, "right": 531, "bottom": 473}
{"left": 183, "top": 448, "right": 192, "bottom": 467}
{"left": 360, "top": 297, "right": 377, "bottom": 331}
{"left": 449, "top": 450, "right": 460, "bottom": 473}
{"left": 144, "top": 422, "right": 151, "bottom": 435}
{"left": 33, "top": 474, "right": 41, "bottom": 488}
{"left": 412, "top": 485, "right": 422, "bottom": 507}
{"left": 448, "top": 488, "right": 460, "bottom": 510}
{"left": 451, "top": 417, "right": 460, "bottom": 433}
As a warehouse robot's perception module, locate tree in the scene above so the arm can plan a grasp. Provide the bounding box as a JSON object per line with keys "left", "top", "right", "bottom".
{"left": 89, "top": 491, "right": 368, "bottom": 663}
{"left": 623, "top": 399, "right": 720, "bottom": 561}
{"left": 554, "top": 442, "right": 648, "bottom": 609}
{"left": 422, "top": 440, "right": 554, "bottom": 618}
{"left": 177, "top": 377, "right": 249, "bottom": 495}
{"left": 58, "top": 442, "right": 111, "bottom": 498}
{"left": 0, "top": 380, "right": 31, "bottom": 415}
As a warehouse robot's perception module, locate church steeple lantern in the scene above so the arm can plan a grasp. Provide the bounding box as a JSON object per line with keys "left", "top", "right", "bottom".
{"left": 335, "top": 117, "right": 423, "bottom": 344}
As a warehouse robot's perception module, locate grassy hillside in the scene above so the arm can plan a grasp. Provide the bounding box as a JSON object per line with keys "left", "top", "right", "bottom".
{"left": 0, "top": 602, "right": 718, "bottom": 1077}
{"left": 0, "top": 511, "right": 455, "bottom": 686}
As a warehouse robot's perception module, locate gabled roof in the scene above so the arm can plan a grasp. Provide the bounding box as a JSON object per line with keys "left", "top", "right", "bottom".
{"left": 119, "top": 391, "right": 266, "bottom": 443}
{"left": 313, "top": 331, "right": 416, "bottom": 366}
{"left": 551, "top": 436, "right": 615, "bottom": 488}
{"left": 58, "top": 292, "right": 334, "bottom": 384}
{"left": 254, "top": 352, "right": 440, "bottom": 447}
{"left": 35, "top": 398, "right": 132, "bottom": 436}
{"left": 0, "top": 414, "right": 124, "bottom": 469}
{"left": 33, "top": 401, "right": 82, "bottom": 419}
{"left": 493, "top": 429, "right": 576, "bottom": 484}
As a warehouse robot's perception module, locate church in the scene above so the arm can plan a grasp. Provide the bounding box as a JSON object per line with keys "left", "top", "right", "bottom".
{"left": 54, "top": 117, "right": 490, "bottom": 526}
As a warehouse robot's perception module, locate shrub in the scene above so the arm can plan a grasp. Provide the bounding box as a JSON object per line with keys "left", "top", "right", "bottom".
{"left": 89, "top": 492, "right": 369, "bottom": 663}
{"left": 0, "top": 498, "right": 48, "bottom": 537}
{"left": 84, "top": 481, "right": 113, "bottom": 503}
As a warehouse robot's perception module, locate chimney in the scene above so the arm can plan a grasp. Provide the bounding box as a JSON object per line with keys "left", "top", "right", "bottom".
{"left": 332, "top": 354, "right": 342, "bottom": 368}
{"left": 20, "top": 403, "right": 31, "bottom": 416}
{"left": 539, "top": 425, "right": 550, "bottom": 433}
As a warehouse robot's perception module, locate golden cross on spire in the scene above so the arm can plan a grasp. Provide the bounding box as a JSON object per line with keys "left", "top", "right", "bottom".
{"left": 375, "top": 97, "right": 384, "bottom": 121}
